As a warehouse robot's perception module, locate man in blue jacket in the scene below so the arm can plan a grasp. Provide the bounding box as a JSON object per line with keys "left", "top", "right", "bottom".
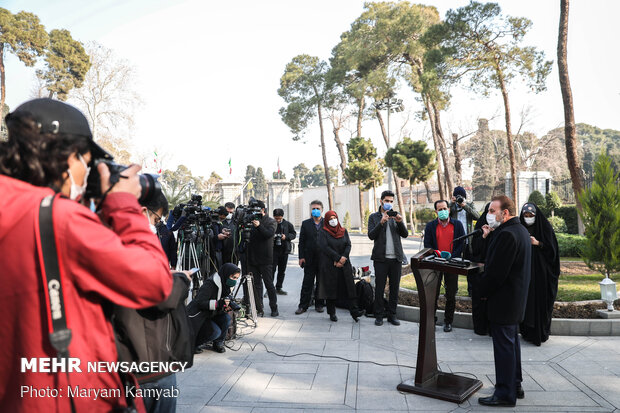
{"left": 423, "top": 199, "right": 465, "bottom": 332}
{"left": 477, "top": 195, "right": 531, "bottom": 407}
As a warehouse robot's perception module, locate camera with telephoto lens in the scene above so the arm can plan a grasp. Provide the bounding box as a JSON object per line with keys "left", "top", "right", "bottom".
{"left": 456, "top": 195, "right": 465, "bottom": 204}
{"left": 85, "top": 159, "right": 162, "bottom": 206}
{"left": 387, "top": 210, "right": 398, "bottom": 217}
{"left": 274, "top": 233, "right": 283, "bottom": 246}
{"left": 226, "top": 296, "right": 241, "bottom": 312}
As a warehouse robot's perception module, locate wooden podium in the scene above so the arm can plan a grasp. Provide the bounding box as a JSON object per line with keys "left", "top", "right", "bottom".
{"left": 397, "top": 248, "right": 484, "bottom": 403}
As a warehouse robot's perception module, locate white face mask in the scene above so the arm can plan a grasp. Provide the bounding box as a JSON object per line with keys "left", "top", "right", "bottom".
{"left": 329, "top": 218, "right": 338, "bottom": 227}
{"left": 146, "top": 210, "right": 158, "bottom": 234}
{"left": 487, "top": 212, "right": 502, "bottom": 229}
{"left": 226, "top": 213, "right": 233, "bottom": 220}
{"left": 524, "top": 216, "right": 535, "bottom": 226}
{"left": 68, "top": 154, "right": 90, "bottom": 201}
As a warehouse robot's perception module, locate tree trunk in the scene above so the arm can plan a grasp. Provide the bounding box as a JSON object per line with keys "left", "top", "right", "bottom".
{"left": 358, "top": 183, "right": 365, "bottom": 233}
{"left": 432, "top": 102, "right": 454, "bottom": 193}
{"left": 452, "top": 133, "right": 463, "bottom": 184}
{"left": 357, "top": 96, "right": 364, "bottom": 138}
{"left": 0, "top": 47, "right": 5, "bottom": 125}
{"left": 558, "top": 0, "right": 584, "bottom": 233}
{"left": 422, "top": 95, "right": 445, "bottom": 200}
{"left": 376, "top": 108, "right": 407, "bottom": 226}
{"left": 317, "top": 101, "right": 334, "bottom": 210}
{"left": 496, "top": 69, "right": 519, "bottom": 204}
{"left": 424, "top": 181, "right": 433, "bottom": 203}
{"left": 333, "top": 126, "right": 347, "bottom": 184}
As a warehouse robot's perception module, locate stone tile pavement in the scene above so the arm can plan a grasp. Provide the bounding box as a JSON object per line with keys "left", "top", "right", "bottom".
{"left": 177, "top": 235, "right": 620, "bottom": 412}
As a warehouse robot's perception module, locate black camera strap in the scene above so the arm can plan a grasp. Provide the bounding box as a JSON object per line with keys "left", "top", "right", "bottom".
{"left": 36, "top": 195, "right": 76, "bottom": 413}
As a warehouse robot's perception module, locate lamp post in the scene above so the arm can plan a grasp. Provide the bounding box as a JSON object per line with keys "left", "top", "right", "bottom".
{"left": 373, "top": 97, "right": 404, "bottom": 192}
{"left": 600, "top": 276, "right": 618, "bottom": 311}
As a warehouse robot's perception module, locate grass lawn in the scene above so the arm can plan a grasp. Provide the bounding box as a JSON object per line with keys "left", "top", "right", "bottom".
{"left": 401, "top": 272, "right": 607, "bottom": 302}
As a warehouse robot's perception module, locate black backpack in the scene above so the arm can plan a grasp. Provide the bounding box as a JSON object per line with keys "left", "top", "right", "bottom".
{"left": 356, "top": 279, "right": 375, "bottom": 315}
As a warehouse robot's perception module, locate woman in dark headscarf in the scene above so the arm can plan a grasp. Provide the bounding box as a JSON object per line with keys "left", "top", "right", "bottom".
{"left": 317, "top": 211, "right": 364, "bottom": 322}
{"left": 519, "top": 203, "right": 561, "bottom": 346}
{"left": 470, "top": 202, "right": 490, "bottom": 335}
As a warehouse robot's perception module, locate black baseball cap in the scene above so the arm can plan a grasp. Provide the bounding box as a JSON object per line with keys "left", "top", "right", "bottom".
{"left": 11, "top": 98, "right": 112, "bottom": 160}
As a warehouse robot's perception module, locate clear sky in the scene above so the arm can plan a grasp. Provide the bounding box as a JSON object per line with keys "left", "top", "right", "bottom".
{"left": 4, "top": 0, "right": 620, "bottom": 181}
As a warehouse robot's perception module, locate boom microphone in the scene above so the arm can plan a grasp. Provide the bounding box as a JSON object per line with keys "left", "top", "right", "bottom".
{"left": 452, "top": 228, "right": 482, "bottom": 242}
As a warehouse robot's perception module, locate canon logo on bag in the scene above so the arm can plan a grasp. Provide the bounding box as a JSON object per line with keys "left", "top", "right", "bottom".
{"left": 48, "top": 280, "right": 62, "bottom": 320}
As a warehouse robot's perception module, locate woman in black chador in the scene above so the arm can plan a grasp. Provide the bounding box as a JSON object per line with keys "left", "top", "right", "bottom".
{"left": 519, "top": 203, "right": 560, "bottom": 346}
{"left": 317, "top": 210, "right": 364, "bottom": 322}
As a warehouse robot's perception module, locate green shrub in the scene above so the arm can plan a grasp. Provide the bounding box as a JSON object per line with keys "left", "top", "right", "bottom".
{"left": 556, "top": 233, "right": 587, "bottom": 257}
{"left": 343, "top": 211, "right": 351, "bottom": 230}
{"left": 555, "top": 205, "right": 579, "bottom": 234}
{"left": 528, "top": 190, "right": 546, "bottom": 210}
{"left": 548, "top": 216, "right": 567, "bottom": 233}
{"left": 415, "top": 207, "right": 436, "bottom": 224}
{"left": 545, "top": 191, "right": 562, "bottom": 215}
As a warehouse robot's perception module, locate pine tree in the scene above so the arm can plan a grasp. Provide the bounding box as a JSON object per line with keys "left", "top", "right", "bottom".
{"left": 578, "top": 153, "right": 620, "bottom": 279}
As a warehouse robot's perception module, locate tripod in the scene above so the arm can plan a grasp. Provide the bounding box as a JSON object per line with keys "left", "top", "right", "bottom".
{"left": 232, "top": 272, "right": 258, "bottom": 324}
{"left": 177, "top": 238, "right": 203, "bottom": 299}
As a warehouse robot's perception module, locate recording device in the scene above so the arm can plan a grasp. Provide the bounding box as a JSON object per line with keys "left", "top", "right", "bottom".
{"left": 387, "top": 210, "right": 398, "bottom": 217}
{"left": 233, "top": 197, "right": 263, "bottom": 244}
{"left": 274, "top": 233, "right": 283, "bottom": 246}
{"left": 225, "top": 296, "right": 241, "bottom": 312}
{"left": 85, "top": 159, "right": 161, "bottom": 205}
{"left": 452, "top": 228, "right": 482, "bottom": 242}
{"left": 456, "top": 195, "right": 465, "bottom": 204}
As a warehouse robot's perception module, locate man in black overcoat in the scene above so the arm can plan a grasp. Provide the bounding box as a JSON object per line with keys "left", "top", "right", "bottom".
{"left": 295, "top": 200, "right": 326, "bottom": 314}
{"left": 272, "top": 208, "right": 297, "bottom": 295}
{"left": 477, "top": 195, "right": 532, "bottom": 407}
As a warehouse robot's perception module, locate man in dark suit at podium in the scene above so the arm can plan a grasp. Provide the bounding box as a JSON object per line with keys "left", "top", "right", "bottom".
{"left": 478, "top": 195, "right": 531, "bottom": 407}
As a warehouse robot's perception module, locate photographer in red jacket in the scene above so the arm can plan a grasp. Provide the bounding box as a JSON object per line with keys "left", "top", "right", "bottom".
{"left": 0, "top": 99, "right": 173, "bottom": 413}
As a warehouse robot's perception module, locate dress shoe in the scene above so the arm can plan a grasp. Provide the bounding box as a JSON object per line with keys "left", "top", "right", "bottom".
{"left": 329, "top": 314, "right": 338, "bottom": 322}
{"left": 212, "top": 342, "right": 226, "bottom": 353}
{"left": 257, "top": 310, "right": 264, "bottom": 317}
{"left": 375, "top": 318, "right": 384, "bottom": 326}
{"left": 516, "top": 385, "right": 525, "bottom": 399}
{"left": 350, "top": 309, "right": 365, "bottom": 322}
{"left": 478, "top": 395, "right": 515, "bottom": 407}
{"left": 263, "top": 292, "right": 268, "bottom": 298}
{"left": 295, "top": 307, "right": 307, "bottom": 315}
{"left": 387, "top": 317, "right": 401, "bottom": 326}
{"left": 276, "top": 288, "right": 288, "bottom": 295}
{"left": 315, "top": 306, "right": 324, "bottom": 313}
{"left": 443, "top": 323, "right": 452, "bottom": 332}
{"left": 193, "top": 347, "right": 203, "bottom": 354}
{"left": 271, "top": 309, "right": 279, "bottom": 317}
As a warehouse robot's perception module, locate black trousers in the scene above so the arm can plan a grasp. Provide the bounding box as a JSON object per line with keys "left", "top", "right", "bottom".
{"left": 326, "top": 297, "right": 357, "bottom": 316}
{"left": 434, "top": 272, "right": 458, "bottom": 324}
{"left": 373, "top": 259, "right": 401, "bottom": 318}
{"left": 298, "top": 264, "right": 324, "bottom": 310}
{"left": 490, "top": 323, "right": 522, "bottom": 404}
{"left": 245, "top": 262, "right": 277, "bottom": 313}
{"left": 272, "top": 249, "right": 288, "bottom": 290}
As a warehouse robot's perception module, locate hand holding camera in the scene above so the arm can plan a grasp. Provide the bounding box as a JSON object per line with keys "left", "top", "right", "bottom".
{"left": 98, "top": 162, "right": 142, "bottom": 199}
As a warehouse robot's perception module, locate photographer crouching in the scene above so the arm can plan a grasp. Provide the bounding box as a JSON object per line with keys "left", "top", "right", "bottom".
{"left": 187, "top": 264, "right": 241, "bottom": 353}
{"left": 0, "top": 98, "right": 173, "bottom": 413}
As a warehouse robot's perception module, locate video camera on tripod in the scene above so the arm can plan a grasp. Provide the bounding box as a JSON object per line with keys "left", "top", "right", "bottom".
{"left": 233, "top": 197, "right": 263, "bottom": 245}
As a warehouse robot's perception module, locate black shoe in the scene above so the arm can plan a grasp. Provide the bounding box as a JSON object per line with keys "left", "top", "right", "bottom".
{"left": 295, "top": 307, "right": 306, "bottom": 315}
{"left": 264, "top": 292, "right": 268, "bottom": 298}
{"left": 271, "top": 309, "right": 279, "bottom": 317}
{"left": 212, "top": 342, "right": 226, "bottom": 353}
{"left": 388, "top": 317, "right": 401, "bottom": 326}
{"left": 276, "top": 288, "right": 288, "bottom": 295}
{"left": 516, "top": 385, "right": 525, "bottom": 399}
{"left": 194, "top": 347, "right": 203, "bottom": 354}
{"left": 478, "top": 395, "right": 515, "bottom": 407}
{"left": 330, "top": 314, "right": 338, "bottom": 322}
{"left": 443, "top": 323, "right": 452, "bottom": 332}
{"left": 351, "top": 309, "right": 365, "bottom": 322}
{"left": 375, "top": 318, "right": 384, "bottom": 326}
{"left": 257, "top": 311, "right": 264, "bottom": 317}
{"left": 315, "top": 306, "right": 324, "bottom": 313}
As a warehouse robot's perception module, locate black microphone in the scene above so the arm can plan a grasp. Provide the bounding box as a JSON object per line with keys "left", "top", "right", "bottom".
{"left": 452, "top": 228, "right": 482, "bottom": 242}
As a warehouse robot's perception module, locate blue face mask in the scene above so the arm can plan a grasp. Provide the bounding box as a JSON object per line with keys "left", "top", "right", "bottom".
{"left": 437, "top": 210, "right": 449, "bottom": 221}
{"left": 226, "top": 278, "right": 237, "bottom": 287}
{"left": 382, "top": 202, "right": 393, "bottom": 211}
{"left": 311, "top": 209, "right": 321, "bottom": 218}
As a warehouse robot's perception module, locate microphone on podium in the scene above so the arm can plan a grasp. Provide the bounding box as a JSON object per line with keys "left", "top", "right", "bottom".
{"left": 433, "top": 250, "right": 452, "bottom": 259}
{"left": 452, "top": 228, "right": 482, "bottom": 243}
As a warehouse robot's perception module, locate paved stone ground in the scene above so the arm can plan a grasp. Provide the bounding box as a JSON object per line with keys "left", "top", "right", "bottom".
{"left": 177, "top": 234, "right": 620, "bottom": 412}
